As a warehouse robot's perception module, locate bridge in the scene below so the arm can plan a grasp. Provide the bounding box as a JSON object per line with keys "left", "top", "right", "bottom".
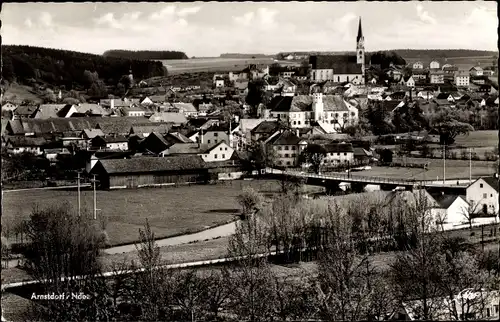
{"left": 264, "top": 168, "right": 469, "bottom": 195}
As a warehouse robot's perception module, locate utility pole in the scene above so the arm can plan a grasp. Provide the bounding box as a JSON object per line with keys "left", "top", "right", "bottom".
{"left": 443, "top": 145, "right": 446, "bottom": 184}
{"left": 92, "top": 174, "right": 97, "bottom": 220}
{"left": 469, "top": 148, "right": 472, "bottom": 184}
{"left": 77, "top": 171, "right": 81, "bottom": 217}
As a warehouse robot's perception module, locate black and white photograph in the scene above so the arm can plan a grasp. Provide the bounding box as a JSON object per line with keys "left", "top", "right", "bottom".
{"left": 1, "top": 1, "right": 499, "bottom": 321}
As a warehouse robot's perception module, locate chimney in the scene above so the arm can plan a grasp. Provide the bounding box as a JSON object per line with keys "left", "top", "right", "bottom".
{"left": 296, "top": 129, "right": 300, "bottom": 137}
{"left": 110, "top": 99, "right": 115, "bottom": 110}
{"left": 200, "top": 130, "right": 204, "bottom": 144}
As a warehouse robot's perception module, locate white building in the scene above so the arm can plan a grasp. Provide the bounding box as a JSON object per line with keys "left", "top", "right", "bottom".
{"left": 454, "top": 71, "right": 470, "bottom": 87}
{"left": 466, "top": 177, "right": 499, "bottom": 215}
{"left": 265, "top": 129, "right": 307, "bottom": 167}
{"left": 412, "top": 61, "right": 424, "bottom": 69}
{"left": 429, "top": 60, "right": 440, "bottom": 69}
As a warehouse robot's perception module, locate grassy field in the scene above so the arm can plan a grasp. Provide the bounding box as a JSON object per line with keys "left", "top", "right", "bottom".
{"left": 2, "top": 83, "right": 43, "bottom": 104}
{"left": 343, "top": 158, "right": 495, "bottom": 181}
{"left": 160, "top": 57, "right": 298, "bottom": 75}
{"left": 1, "top": 180, "right": 323, "bottom": 246}
{"left": 454, "top": 131, "right": 498, "bottom": 148}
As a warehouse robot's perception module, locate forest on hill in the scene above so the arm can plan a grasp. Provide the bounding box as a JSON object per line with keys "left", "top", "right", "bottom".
{"left": 103, "top": 50, "right": 188, "bottom": 60}
{"left": 1, "top": 45, "right": 168, "bottom": 90}
{"left": 391, "top": 49, "right": 497, "bottom": 59}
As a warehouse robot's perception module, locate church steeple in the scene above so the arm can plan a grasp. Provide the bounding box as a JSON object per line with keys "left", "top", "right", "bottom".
{"left": 356, "top": 17, "right": 365, "bottom": 84}
{"left": 357, "top": 17, "right": 363, "bottom": 43}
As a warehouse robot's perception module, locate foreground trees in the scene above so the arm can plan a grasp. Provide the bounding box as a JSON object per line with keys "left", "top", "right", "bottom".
{"left": 15, "top": 193, "right": 499, "bottom": 321}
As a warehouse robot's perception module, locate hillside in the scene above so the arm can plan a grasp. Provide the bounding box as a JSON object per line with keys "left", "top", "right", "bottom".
{"left": 391, "top": 49, "right": 497, "bottom": 59}
{"left": 220, "top": 53, "right": 271, "bottom": 58}
{"left": 2, "top": 45, "right": 168, "bottom": 90}
{"left": 103, "top": 50, "right": 188, "bottom": 60}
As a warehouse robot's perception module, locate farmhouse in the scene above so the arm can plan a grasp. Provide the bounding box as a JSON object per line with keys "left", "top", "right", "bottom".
{"left": 412, "top": 61, "right": 424, "bottom": 69}
{"left": 90, "top": 155, "right": 209, "bottom": 189}
{"left": 166, "top": 141, "right": 234, "bottom": 162}
{"left": 466, "top": 177, "right": 499, "bottom": 215}
{"left": 148, "top": 112, "right": 188, "bottom": 125}
{"left": 5, "top": 136, "right": 47, "bottom": 155}
{"left": 430, "top": 194, "right": 470, "bottom": 230}
{"left": 322, "top": 143, "right": 355, "bottom": 167}
{"left": 265, "top": 129, "right": 307, "bottom": 167}
{"left": 91, "top": 135, "right": 129, "bottom": 151}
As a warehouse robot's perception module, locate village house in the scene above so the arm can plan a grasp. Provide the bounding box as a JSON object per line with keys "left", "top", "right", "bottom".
{"left": 121, "top": 104, "right": 146, "bottom": 117}
{"left": 166, "top": 141, "right": 234, "bottom": 162}
{"left": 411, "top": 70, "right": 428, "bottom": 84}
{"left": 454, "top": 71, "right": 470, "bottom": 87}
{"left": 6, "top": 118, "right": 100, "bottom": 137}
{"left": 95, "top": 117, "right": 153, "bottom": 136}
{"left": 466, "top": 176, "right": 499, "bottom": 216}
{"left": 250, "top": 120, "right": 281, "bottom": 142}
{"left": 99, "top": 97, "right": 140, "bottom": 109}
{"left": 31, "top": 104, "right": 74, "bottom": 119}
{"left": 12, "top": 105, "right": 40, "bottom": 120}
{"left": 400, "top": 75, "right": 415, "bottom": 88}
{"left": 273, "top": 78, "right": 297, "bottom": 97}
{"left": 197, "top": 122, "right": 239, "bottom": 148}
{"left": 148, "top": 112, "right": 188, "bottom": 126}
{"left": 394, "top": 290, "right": 499, "bottom": 321}
{"left": 470, "top": 66, "right": 484, "bottom": 77}
{"left": 265, "top": 129, "right": 307, "bottom": 167}
{"left": 81, "top": 129, "right": 105, "bottom": 148}
{"left": 91, "top": 135, "right": 129, "bottom": 151}
{"left": 1, "top": 102, "right": 18, "bottom": 111}
{"left": 214, "top": 77, "right": 225, "bottom": 88}
{"left": 322, "top": 142, "right": 355, "bottom": 167}
{"left": 138, "top": 132, "right": 193, "bottom": 155}
{"left": 170, "top": 102, "right": 198, "bottom": 118}
{"left": 429, "top": 71, "right": 445, "bottom": 84}
{"left": 412, "top": 61, "right": 424, "bottom": 70}
{"left": 4, "top": 136, "right": 47, "bottom": 155}
{"left": 129, "top": 123, "right": 171, "bottom": 138}
{"left": 430, "top": 194, "right": 471, "bottom": 230}
{"left": 90, "top": 155, "right": 209, "bottom": 189}
{"left": 268, "top": 93, "right": 358, "bottom": 131}
{"left": 429, "top": 60, "right": 440, "bottom": 69}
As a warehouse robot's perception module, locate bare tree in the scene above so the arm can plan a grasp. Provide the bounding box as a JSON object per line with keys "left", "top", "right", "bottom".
{"left": 172, "top": 270, "right": 207, "bottom": 322}
{"left": 460, "top": 200, "right": 483, "bottom": 229}
{"left": 236, "top": 187, "right": 264, "bottom": 216}
{"left": 201, "top": 268, "right": 235, "bottom": 321}
{"left": 22, "top": 203, "right": 109, "bottom": 321}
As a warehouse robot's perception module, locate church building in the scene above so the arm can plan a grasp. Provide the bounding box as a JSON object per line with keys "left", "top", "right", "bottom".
{"left": 309, "top": 17, "right": 366, "bottom": 84}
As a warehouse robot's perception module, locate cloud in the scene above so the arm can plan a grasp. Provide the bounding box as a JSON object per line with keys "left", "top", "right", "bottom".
{"left": 257, "top": 8, "right": 278, "bottom": 26}
{"left": 39, "top": 12, "right": 53, "bottom": 27}
{"left": 416, "top": 4, "right": 436, "bottom": 25}
{"left": 177, "top": 6, "right": 201, "bottom": 17}
{"left": 465, "top": 6, "right": 497, "bottom": 27}
{"left": 95, "top": 13, "right": 123, "bottom": 29}
{"left": 233, "top": 12, "right": 255, "bottom": 26}
{"left": 149, "top": 5, "right": 176, "bottom": 21}
{"left": 24, "top": 18, "right": 33, "bottom": 28}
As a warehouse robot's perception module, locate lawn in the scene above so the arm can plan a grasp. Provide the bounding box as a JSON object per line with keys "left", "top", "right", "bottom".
{"left": 342, "top": 158, "right": 495, "bottom": 181}
{"left": 1, "top": 180, "right": 323, "bottom": 246}
{"left": 453, "top": 131, "right": 498, "bottom": 148}
{"left": 2, "top": 83, "right": 43, "bottom": 104}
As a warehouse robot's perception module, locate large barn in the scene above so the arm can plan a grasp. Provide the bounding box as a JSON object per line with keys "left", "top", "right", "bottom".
{"left": 90, "top": 155, "right": 209, "bottom": 189}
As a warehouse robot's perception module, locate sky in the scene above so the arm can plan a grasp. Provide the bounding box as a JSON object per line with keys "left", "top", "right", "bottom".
{"left": 2, "top": 2, "right": 498, "bottom": 57}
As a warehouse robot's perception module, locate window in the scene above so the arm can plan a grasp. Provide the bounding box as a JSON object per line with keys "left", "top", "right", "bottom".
{"left": 208, "top": 140, "right": 211, "bottom": 144}
{"left": 214, "top": 139, "right": 218, "bottom": 143}
{"left": 483, "top": 193, "right": 487, "bottom": 198}
{"left": 286, "top": 161, "right": 291, "bottom": 165}
{"left": 225, "top": 147, "right": 228, "bottom": 151}
{"left": 285, "top": 146, "right": 289, "bottom": 150}
{"left": 491, "top": 194, "right": 493, "bottom": 197}
{"left": 337, "top": 153, "right": 340, "bottom": 156}
{"left": 292, "top": 146, "right": 296, "bottom": 150}
{"left": 298, "top": 121, "right": 301, "bottom": 125}
{"left": 214, "top": 133, "right": 218, "bottom": 137}
{"left": 494, "top": 305, "right": 499, "bottom": 314}
{"left": 214, "top": 154, "right": 218, "bottom": 159}
{"left": 351, "top": 112, "right": 356, "bottom": 117}
{"left": 285, "top": 154, "right": 289, "bottom": 157}
{"left": 344, "top": 153, "right": 347, "bottom": 156}
{"left": 222, "top": 154, "right": 225, "bottom": 158}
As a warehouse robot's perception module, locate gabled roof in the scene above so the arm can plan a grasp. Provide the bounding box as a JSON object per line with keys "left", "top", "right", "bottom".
{"left": 309, "top": 55, "right": 363, "bottom": 74}
{"left": 140, "top": 132, "right": 172, "bottom": 154}
{"left": 251, "top": 120, "right": 280, "bottom": 134}
{"left": 471, "top": 177, "right": 499, "bottom": 192}
{"left": 470, "top": 66, "right": 483, "bottom": 71}
{"left": 130, "top": 123, "right": 170, "bottom": 135}
{"left": 170, "top": 102, "right": 197, "bottom": 113}
{"left": 166, "top": 132, "right": 192, "bottom": 143}
{"left": 14, "top": 105, "right": 38, "bottom": 116}
{"left": 75, "top": 104, "right": 108, "bottom": 116}
{"left": 82, "top": 129, "right": 104, "bottom": 139}
{"left": 267, "top": 130, "right": 302, "bottom": 145}
{"left": 93, "top": 135, "right": 128, "bottom": 143}
{"left": 7, "top": 136, "right": 47, "bottom": 147}
{"left": 167, "top": 142, "right": 224, "bottom": 155}
{"left": 324, "top": 143, "right": 354, "bottom": 153}
{"left": 96, "top": 117, "right": 151, "bottom": 135}
{"left": 7, "top": 118, "right": 101, "bottom": 135}
{"left": 433, "top": 194, "right": 465, "bottom": 209}
{"left": 93, "top": 155, "right": 207, "bottom": 174}
{"left": 149, "top": 112, "right": 188, "bottom": 124}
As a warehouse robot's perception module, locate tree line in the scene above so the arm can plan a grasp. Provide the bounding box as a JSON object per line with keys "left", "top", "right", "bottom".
{"left": 2, "top": 45, "right": 167, "bottom": 90}
{"left": 3, "top": 186, "right": 498, "bottom": 321}
{"left": 103, "top": 50, "right": 188, "bottom": 60}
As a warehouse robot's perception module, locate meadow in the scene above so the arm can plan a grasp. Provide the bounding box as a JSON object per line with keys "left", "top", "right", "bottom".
{"left": 453, "top": 130, "right": 498, "bottom": 148}
{"left": 344, "top": 158, "right": 495, "bottom": 181}
{"left": 160, "top": 57, "right": 297, "bottom": 75}
{"left": 1, "top": 180, "right": 323, "bottom": 246}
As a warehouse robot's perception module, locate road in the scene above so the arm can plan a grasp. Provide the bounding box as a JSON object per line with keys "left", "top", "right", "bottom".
{"left": 103, "top": 220, "right": 240, "bottom": 255}
{"left": 2, "top": 184, "right": 91, "bottom": 193}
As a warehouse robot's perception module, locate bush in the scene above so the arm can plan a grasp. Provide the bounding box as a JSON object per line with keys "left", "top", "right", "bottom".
{"left": 236, "top": 187, "right": 264, "bottom": 215}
